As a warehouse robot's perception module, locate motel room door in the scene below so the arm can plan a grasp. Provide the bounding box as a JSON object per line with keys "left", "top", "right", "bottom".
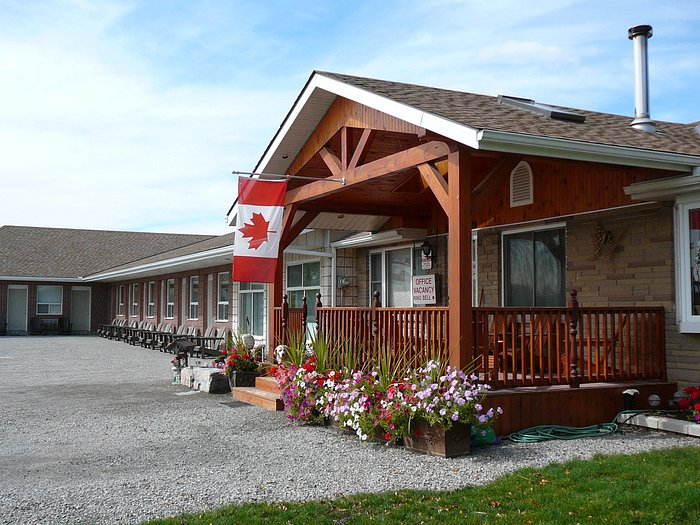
{"left": 7, "top": 285, "right": 28, "bottom": 334}
{"left": 71, "top": 287, "right": 91, "bottom": 333}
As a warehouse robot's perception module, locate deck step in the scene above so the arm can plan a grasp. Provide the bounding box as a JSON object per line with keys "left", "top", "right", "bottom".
{"left": 255, "top": 375, "right": 282, "bottom": 395}
{"left": 232, "top": 386, "right": 283, "bottom": 411}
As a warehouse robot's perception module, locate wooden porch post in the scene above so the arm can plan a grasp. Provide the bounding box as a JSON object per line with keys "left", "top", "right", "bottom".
{"left": 447, "top": 146, "right": 473, "bottom": 370}
{"left": 267, "top": 257, "right": 284, "bottom": 360}
{"left": 569, "top": 289, "right": 581, "bottom": 388}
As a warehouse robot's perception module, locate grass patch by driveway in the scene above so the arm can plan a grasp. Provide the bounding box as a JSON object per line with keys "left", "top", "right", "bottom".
{"left": 145, "top": 445, "right": 700, "bottom": 525}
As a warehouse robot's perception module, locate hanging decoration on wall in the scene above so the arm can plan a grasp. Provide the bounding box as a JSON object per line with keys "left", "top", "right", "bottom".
{"left": 591, "top": 221, "right": 624, "bottom": 262}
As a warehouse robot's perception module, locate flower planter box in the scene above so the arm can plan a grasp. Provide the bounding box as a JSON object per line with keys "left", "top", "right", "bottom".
{"left": 228, "top": 371, "right": 259, "bottom": 388}
{"left": 404, "top": 420, "right": 471, "bottom": 458}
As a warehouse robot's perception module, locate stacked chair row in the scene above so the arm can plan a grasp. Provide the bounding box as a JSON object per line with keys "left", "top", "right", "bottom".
{"left": 96, "top": 318, "right": 231, "bottom": 360}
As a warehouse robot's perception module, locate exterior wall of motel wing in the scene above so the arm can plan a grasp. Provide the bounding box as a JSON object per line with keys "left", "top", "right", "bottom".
{"left": 0, "top": 280, "right": 110, "bottom": 334}
{"left": 107, "top": 264, "right": 233, "bottom": 334}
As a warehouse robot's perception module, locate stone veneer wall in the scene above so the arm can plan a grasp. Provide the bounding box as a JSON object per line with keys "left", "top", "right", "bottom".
{"left": 476, "top": 203, "right": 699, "bottom": 387}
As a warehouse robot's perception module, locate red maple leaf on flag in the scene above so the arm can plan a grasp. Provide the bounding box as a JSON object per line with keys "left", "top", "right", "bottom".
{"left": 239, "top": 212, "right": 272, "bottom": 250}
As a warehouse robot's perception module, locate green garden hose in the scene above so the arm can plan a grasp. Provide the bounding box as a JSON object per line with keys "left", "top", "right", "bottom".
{"left": 507, "top": 409, "right": 678, "bottom": 443}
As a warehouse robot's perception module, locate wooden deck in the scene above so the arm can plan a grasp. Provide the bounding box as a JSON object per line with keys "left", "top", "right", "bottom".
{"left": 268, "top": 296, "right": 674, "bottom": 435}
{"left": 484, "top": 380, "right": 677, "bottom": 436}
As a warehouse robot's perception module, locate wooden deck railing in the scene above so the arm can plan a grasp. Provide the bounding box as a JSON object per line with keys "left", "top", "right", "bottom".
{"left": 305, "top": 295, "right": 666, "bottom": 389}
{"left": 472, "top": 305, "right": 665, "bottom": 388}
{"left": 317, "top": 306, "right": 450, "bottom": 370}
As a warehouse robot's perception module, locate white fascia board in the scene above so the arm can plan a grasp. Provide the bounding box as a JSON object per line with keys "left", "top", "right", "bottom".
{"left": 313, "top": 75, "right": 481, "bottom": 149}
{"left": 0, "top": 276, "right": 83, "bottom": 282}
{"left": 625, "top": 173, "right": 700, "bottom": 201}
{"left": 256, "top": 73, "right": 480, "bottom": 174}
{"left": 84, "top": 246, "right": 233, "bottom": 282}
{"left": 478, "top": 130, "right": 700, "bottom": 172}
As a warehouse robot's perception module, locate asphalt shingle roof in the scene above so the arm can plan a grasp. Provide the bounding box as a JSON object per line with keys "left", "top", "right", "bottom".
{"left": 95, "top": 232, "right": 235, "bottom": 275}
{"left": 317, "top": 71, "right": 700, "bottom": 157}
{"left": 0, "top": 226, "right": 215, "bottom": 278}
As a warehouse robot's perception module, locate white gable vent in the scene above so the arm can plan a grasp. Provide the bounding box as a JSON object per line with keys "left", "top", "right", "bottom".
{"left": 510, "top": 161, "right": 533, "bottom": 207}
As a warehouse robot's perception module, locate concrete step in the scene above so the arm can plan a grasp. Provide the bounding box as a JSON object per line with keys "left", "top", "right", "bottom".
{"left": 255, "top": 375, "right": 282, "bottom": 395}
{"left": 232, "top": 386, "right": 283, "bottom": 411}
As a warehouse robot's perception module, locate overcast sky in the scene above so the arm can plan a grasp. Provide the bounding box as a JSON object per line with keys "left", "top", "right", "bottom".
{"left": 1, "top": 0, "right": 699, "bottom": 235}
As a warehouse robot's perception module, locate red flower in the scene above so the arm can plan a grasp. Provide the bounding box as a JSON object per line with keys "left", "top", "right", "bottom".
{"left": 694, "top": 402, "right": 700, "bottom": 411}
{"left": 679, "top": 399, "right": 691, "bottom": 410}
{"left": 383, "top": 432, "right": 391, "bottom": 441}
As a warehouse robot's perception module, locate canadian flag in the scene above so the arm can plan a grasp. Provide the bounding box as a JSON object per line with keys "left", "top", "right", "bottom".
{"left": 233, "top": 178, "right": 288, "bottom": 283}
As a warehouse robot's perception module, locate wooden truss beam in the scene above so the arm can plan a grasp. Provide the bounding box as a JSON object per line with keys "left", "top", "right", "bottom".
{"left": 417, "top": 162, "right": 450, "bottom": 216}
{"left": 348, "top": 129, "right": 376, "bottom": 170}
{"left": 285, "top": 141, "right": 450, "bottom": 206}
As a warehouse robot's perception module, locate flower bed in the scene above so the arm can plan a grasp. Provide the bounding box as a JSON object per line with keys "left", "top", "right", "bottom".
{"left": 677, "top": 386, "right": 700, "bottom": 423}
{"left": 273, "top": 343, "right": 501, "bottom": 456}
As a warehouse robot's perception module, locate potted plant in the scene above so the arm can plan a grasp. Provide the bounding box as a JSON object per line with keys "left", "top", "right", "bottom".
{"left": 401, "top": 361, "right": 501, "bottom": 457}
{"left": 214, "top": 337, "right": 260, "bottom": 388}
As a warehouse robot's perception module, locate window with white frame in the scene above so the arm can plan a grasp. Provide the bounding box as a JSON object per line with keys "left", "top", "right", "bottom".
{"left": 37, "top": 285, "right": 62, "bottom": 314}
{"left": 189, "top": 276, "right": 199, "bottom": 319}
{"left": 131, "top": 283, "right": 139, "bottom": 316}
{"left": 147, "top": 281, "right": 155, "bottom": 318}
{"left": 239, "top": 282, "right": 264, "bottom": 336}
{"left": 675, "top": 198, "right": 700, "bottom": 331}
{"left": 502, "top": 226, "right": 566, "bottom": 307}
{"left": 217, "top": 272, "right": 230, "bottom": 320}
{"left": 165, "top": 279, "right": 175, "bottom": 319}
{"left": 286, "top": 261, "right": 320, "bottom": 323}
{"left": 117, "top": 285, "right": 125, "bottom": 316}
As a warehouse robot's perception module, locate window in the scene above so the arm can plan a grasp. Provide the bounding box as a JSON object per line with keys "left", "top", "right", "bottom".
{"left": 37, "top": 285, "right": 62, "bottom": 314}
{"left": 369, "top": 247, "right": 424, "bottom": 307}
{"left": 117, "top": 285, "right": 125, "bottom": 316}
{"left": 286, "top": 261, "right": 320, "bottom": 323}
{"left": 239, "top": 282, "right": 264, "bottom": 336}
{"left": 165, "top": 279, "right": 175, "bottom": 319}
{"left": 189, "top": 276, "right": 199, "bottom": 319}
{"left": 675, "top": 199, "right": 700, "bottom": 332}
{"left": 130, "top": 283, "right": 139, "bottom": 316}
{"left": 217, "top": 272, "right": 230, "bottom": 320}
{"left": 502, "top": 226, "right": 566, "bottom": 307}
{"left": 147, "top": 281, "right": 155, "bottom": 318}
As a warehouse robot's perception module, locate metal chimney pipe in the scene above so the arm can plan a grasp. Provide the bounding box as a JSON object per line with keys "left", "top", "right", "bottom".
{"left": 628, "top": 24, "right": 655, "bottom": 132}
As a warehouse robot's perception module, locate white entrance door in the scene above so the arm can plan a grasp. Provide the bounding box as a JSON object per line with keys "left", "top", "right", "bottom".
{"left": 71, "top": 287, "right": 91, "bottom": 333}
{"left": 7, "top": 286, "right": 28, "bottom": 334}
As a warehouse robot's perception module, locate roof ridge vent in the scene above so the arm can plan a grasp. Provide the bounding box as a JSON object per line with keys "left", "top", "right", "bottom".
{"left": 510, "top": 161, "right": 533, "bottom": 207}
{"left": 497, "top": 95, "right": 586, "bottom": 123}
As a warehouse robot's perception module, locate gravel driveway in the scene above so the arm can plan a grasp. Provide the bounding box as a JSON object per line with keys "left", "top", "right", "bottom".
{"left": 1, "top": 336, "right": 698, "bottom": 525}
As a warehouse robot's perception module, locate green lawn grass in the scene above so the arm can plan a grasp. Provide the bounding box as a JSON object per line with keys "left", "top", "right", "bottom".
{"left": 145, "top": 446, "right": 700, "bottom": 525}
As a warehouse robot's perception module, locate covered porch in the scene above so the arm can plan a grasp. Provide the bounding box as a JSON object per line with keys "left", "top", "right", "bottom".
{"left": 248, "top": 72, "right": 683, "bottom": 433}
{"left": 274, "top": 292, "right": 673, "bottom": 434}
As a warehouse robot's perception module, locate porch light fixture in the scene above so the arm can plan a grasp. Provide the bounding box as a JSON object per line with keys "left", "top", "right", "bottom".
{"left": 421, "top": 239, "right": 433, "bottom": 258}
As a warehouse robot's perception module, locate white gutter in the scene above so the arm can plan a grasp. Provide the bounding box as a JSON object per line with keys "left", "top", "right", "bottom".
{"left": 84, "top": 245, "right": 234, "bottom": 282}
{"left": 477, "top": 130, "right": 700, "bottom": 172}
{"left": 0, "top": 276, "right": 83, "bottom": 283}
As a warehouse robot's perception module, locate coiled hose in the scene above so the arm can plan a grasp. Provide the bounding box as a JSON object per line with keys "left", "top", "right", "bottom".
{"left": 507, "top": 409, "right": 678, "bottom": 443}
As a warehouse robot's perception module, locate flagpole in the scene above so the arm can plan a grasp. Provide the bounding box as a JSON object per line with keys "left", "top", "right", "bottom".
{"left": 232, "top": 170, "right": 345, "bottom": 186}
